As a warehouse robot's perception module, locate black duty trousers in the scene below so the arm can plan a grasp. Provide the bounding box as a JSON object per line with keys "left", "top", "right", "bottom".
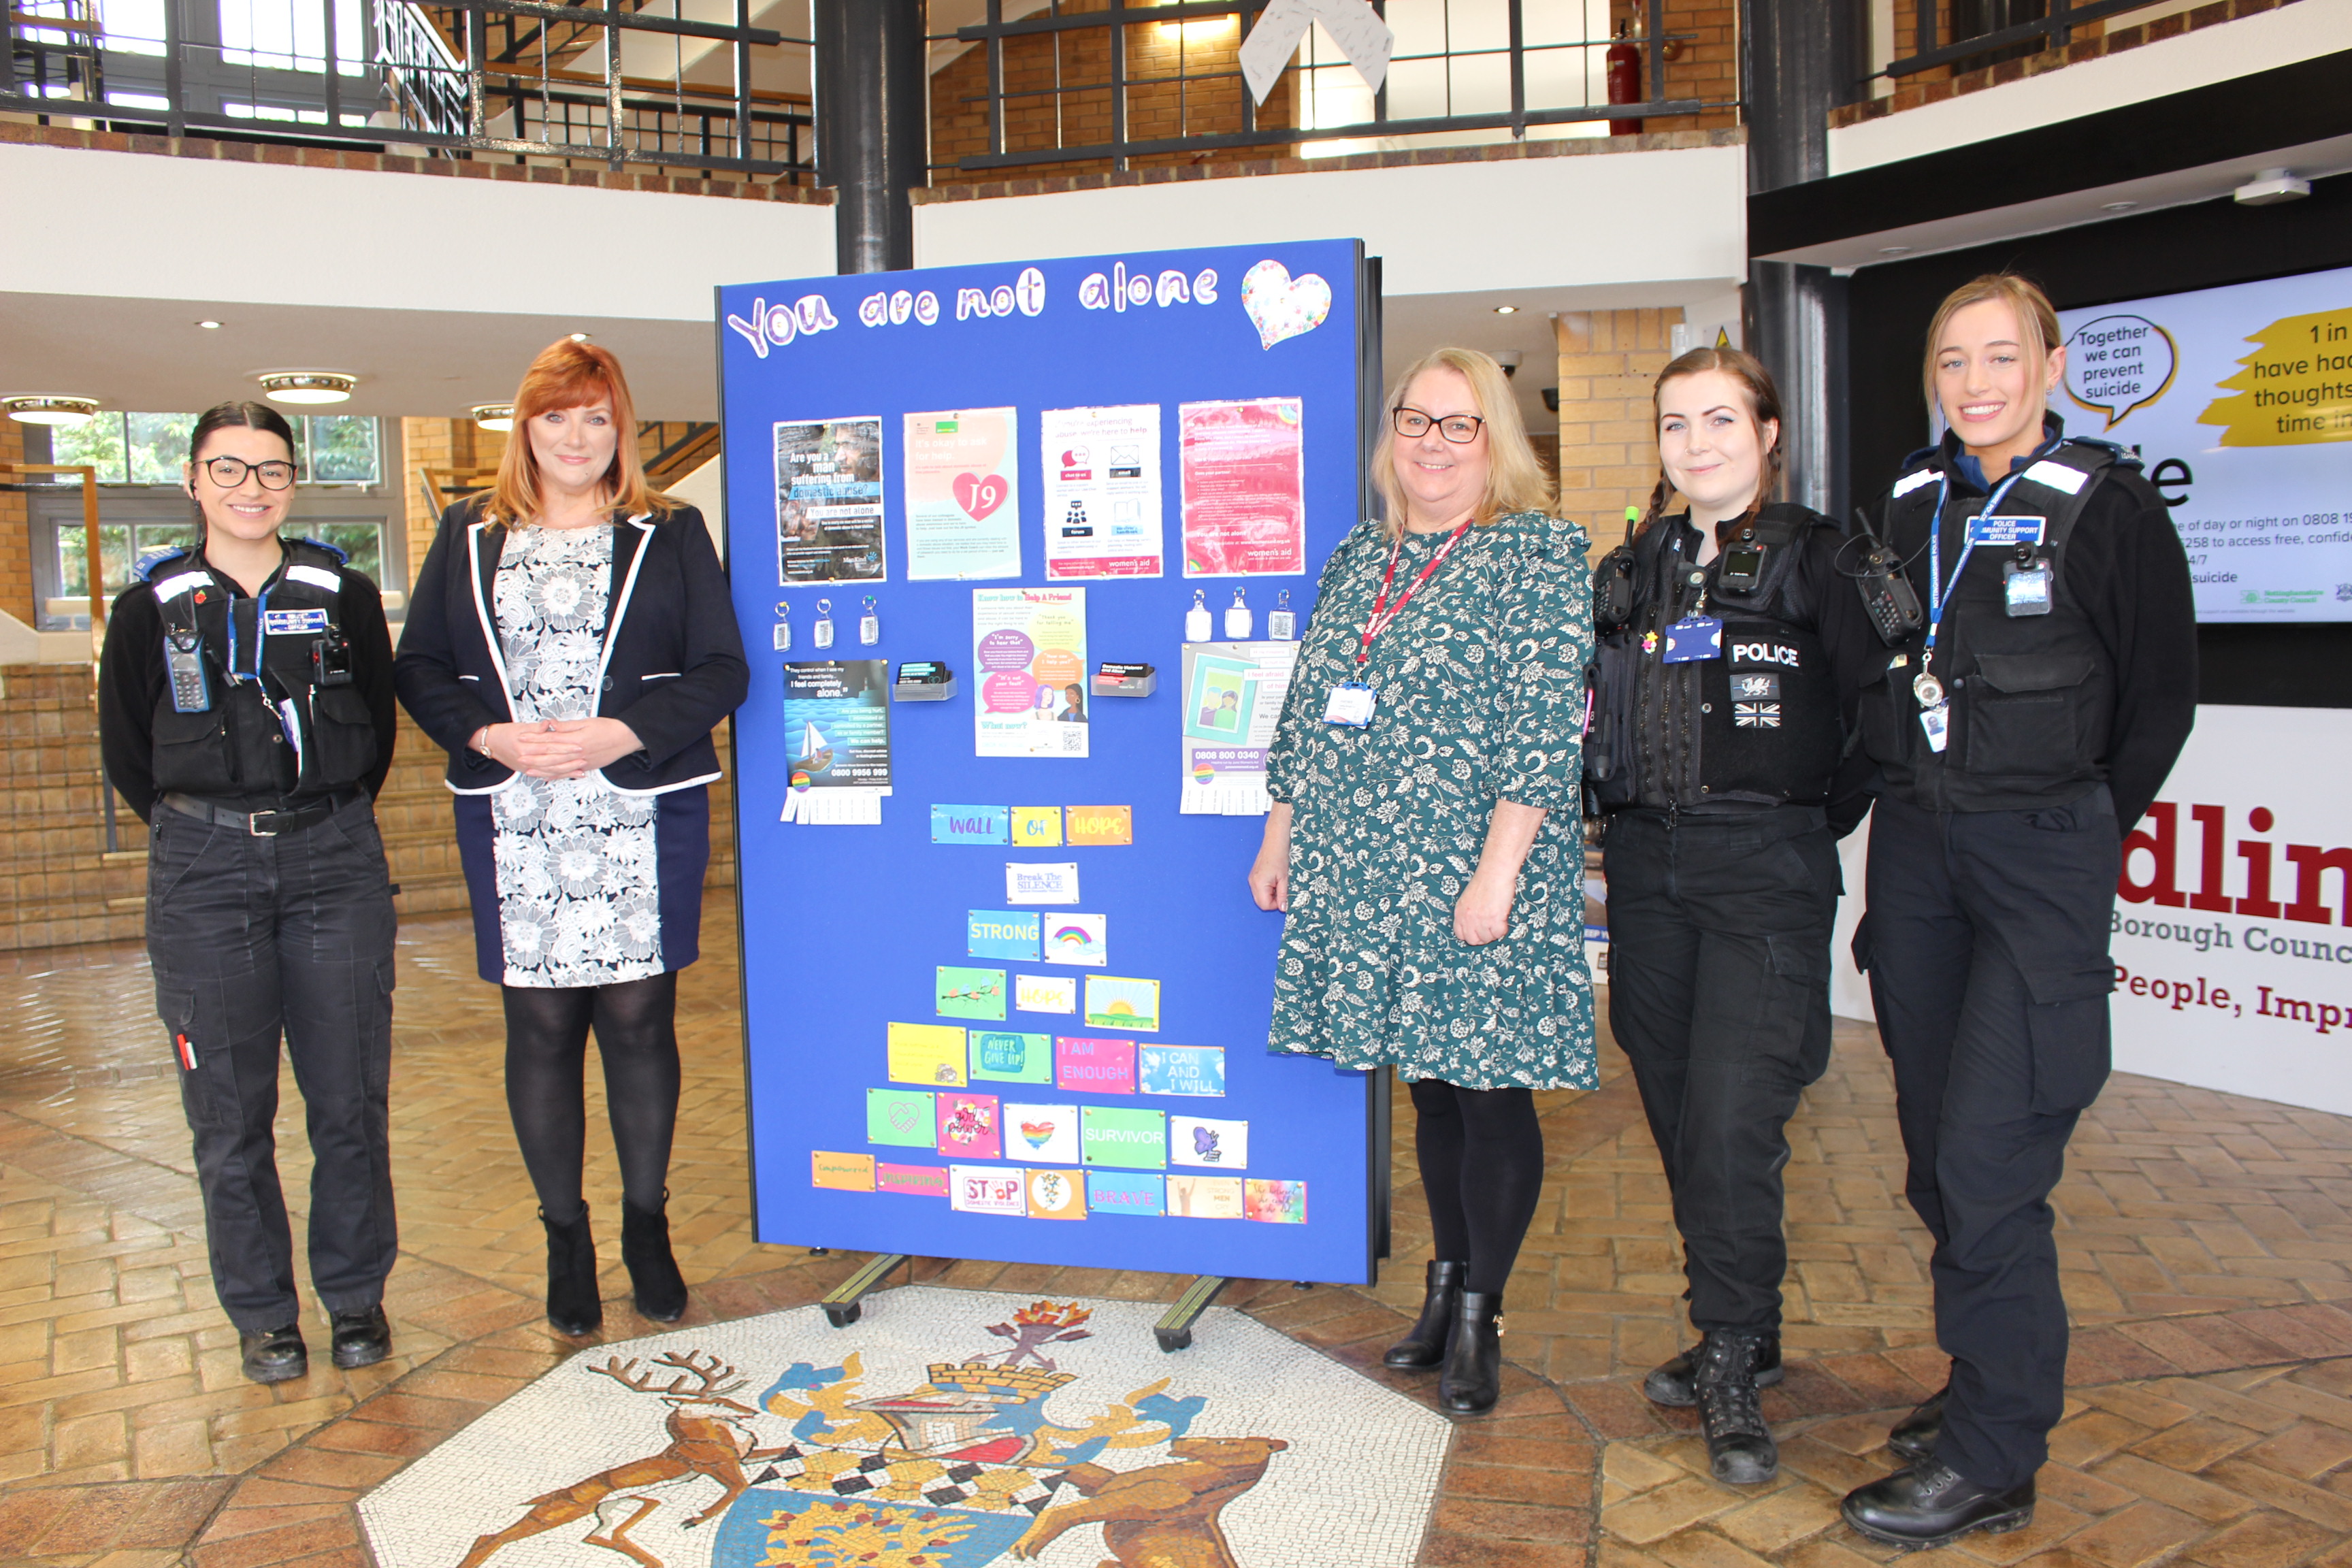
{"left": 1859, "top": 787, "right": 2119, "bottom": 1491}
{"left": 1603, "top": 806, "right": 1840, "bottom": 1333}
{"left": 145, "top": 794, "right": 399, "bottom": 1332}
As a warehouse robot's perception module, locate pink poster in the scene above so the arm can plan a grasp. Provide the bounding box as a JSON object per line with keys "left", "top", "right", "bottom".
{"left": 1179, "top": 397, "right": 1305, "bottom": 577}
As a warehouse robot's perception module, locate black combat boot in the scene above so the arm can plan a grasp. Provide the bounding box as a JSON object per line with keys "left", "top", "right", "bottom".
{"left": 1887, "top": 1382, "right": 1948, "bottom": 1464}
{"left": 1843, "top": 1461, "right": 2035, "bottom": 1548}
{"left": 1693, "top": 1329, "right": 1779, "bottom": 1484}
{"left": 1383, "top": 1260, "right": 1468, "bottom": 1369}
{"left": 1643, "top": 1330, "right": 1782, "bottom": 1407}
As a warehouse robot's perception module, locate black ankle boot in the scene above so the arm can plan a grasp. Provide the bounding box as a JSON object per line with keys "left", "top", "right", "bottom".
{"left": 1888, "top": 1382, "right": 1948, "bottom": 1465}
{"left": 621, "top": 1193, "right": 688, "bottom": 1323}
{"left": 1437, "top": 1291, "right": 1505, "bottom": 1415}
{"left": 540, "top": 1206, "right": 602, "bottom": 1337}
{"left": 1693, "top": 1329, "right": 1779, "bottom": 1484}
{"left": 1384, "top": 1260, "right": 1468, "bottom": 1369}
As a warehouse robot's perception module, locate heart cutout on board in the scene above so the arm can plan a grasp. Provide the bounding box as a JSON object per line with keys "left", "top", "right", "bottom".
{"left": 1241, "top": 259, "right": 1332, "bottom": 350}
{"left": 953, "top": 472, "right": 1010, "bottom": 520}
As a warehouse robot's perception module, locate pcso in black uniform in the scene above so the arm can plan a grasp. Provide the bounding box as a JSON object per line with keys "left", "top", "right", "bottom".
{"left": 1838, "top": 274, "right": 2195, "bottom": 1547}
{"left": 98, "top": 402, "right": 400, "bottom": 1385}
{"left": 1588, "top": 348, "right": 1879, "bottom": 1484}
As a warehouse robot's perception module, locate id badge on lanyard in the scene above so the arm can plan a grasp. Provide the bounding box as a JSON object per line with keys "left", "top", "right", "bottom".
{"left": 1332, "top": 521, "right": 1472, "bottom": 727}
{"left": 1324, "top": 682, "right": 1376, "bottom": 726}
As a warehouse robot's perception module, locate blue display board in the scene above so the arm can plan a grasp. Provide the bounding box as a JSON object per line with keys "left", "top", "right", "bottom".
{"left": 719, "top": 240, "right": 1387, "bottom": 1284}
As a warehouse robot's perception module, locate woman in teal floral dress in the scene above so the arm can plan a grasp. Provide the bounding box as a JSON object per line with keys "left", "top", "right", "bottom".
{"left": 1250, "top": 347, "right": 1595, "bottom": 1415}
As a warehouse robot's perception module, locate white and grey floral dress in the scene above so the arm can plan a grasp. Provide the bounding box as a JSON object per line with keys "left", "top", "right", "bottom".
{"left": 487, "top": 524, "right": 664, "bottom": 987}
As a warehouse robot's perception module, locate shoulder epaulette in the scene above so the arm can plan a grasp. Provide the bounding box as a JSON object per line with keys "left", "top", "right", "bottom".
{"left": 133, "top": 546, "right": 193, "bottom": 582}
{"left": 292, "top": 534, "right": 350, "bottom": 564}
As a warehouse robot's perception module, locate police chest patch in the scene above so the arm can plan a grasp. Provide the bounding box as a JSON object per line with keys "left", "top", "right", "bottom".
{"left": 1731, "top": 671, "right": 1781, "bottom": 701}
{"left": 1734, "top": 702, "right": 1783, "bottom": 728}
{"left": 1731, "top": 640, "right": 1799, "bottom": 668}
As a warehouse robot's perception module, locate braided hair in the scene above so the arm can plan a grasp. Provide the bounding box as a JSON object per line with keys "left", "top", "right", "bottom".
{"left": 1634, "top": 346, "right": 1786, "bottom": 541}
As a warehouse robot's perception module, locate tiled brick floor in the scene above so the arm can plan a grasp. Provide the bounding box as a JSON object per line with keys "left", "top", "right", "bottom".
{"left": 1, "top": 897, "right": 2349, "bottom": 1566}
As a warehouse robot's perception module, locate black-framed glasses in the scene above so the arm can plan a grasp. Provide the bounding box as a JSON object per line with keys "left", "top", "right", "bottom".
{"left": 200, "top": 456, "right": 295, "bottom": 491}
{"left": 1393, "top": 408, "right": 1485, "bottom": 444}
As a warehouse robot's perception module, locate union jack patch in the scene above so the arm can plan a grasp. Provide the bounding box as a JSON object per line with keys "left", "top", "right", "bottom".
{"left": 1733, "top": 702, "right": 1782, "bottom": 728}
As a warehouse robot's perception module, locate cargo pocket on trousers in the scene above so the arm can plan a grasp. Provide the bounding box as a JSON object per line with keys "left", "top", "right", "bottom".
{"left": 153, "top": 975, "right": 223, "bottom": 1132}
{"left": 2022, "top": 965, "right": 2113, "bottom": 1114}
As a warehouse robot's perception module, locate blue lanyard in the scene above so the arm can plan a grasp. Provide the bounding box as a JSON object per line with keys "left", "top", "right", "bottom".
{"left": 223, "top": 583, "right": 271, "bottom": 683}
{"left": 1923, "top": 453, "right": 2045, "bottom": 668}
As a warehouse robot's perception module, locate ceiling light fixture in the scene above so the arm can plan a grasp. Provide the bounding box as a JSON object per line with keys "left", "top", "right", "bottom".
{"left": 1878, "top": 245, "right": 1912, "bottom": 256}
{"left": 2234, "top": 168, "right": 2310, "bottom": 206}
{"left": 195, "top": 318, "right": 223, "bottom": 329}
{"left": 1492, "top": 305, "right": 1518, "bottom": 315}
{"left": 257, "top": 372, "right": 357, "bottom": 405}
{"left": 2100, "top": 200, "right": 2137, "bottom": 212}
{"left": 570, "top": 332, "right": 592, "bottom": 342}
{"left": 472, "top": 403, "right": 516, "bottom": 432}
{"left": 3, "top": 394, "right": 99, "bottom": 426}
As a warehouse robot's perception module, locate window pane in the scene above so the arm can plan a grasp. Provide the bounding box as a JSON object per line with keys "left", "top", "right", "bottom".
{"left": 56, "top": 525, "right": 133, "bottom": 601}
{"left": 126, "top": 412, "right": 198, "bottom": 485}
{"left": 302, "top": 416, "right": 380, "bottom": 484}
{"left": 308, "top": 522, "right": 384, "bottom": 583}
{"left": 50, "top": 414, "right": 129, "bottom": 485}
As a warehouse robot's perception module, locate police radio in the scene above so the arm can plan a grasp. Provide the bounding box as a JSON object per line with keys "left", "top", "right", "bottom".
{"left": 1594, "top": 546, "right": 1637, "bottom": 634}
{"left": 1717, "top": 526, "right": 1766, "bottom": 594}
{"left": 165, "top": 627, "right": 213, "bottom": 714}
{"left": 1850, "top": 509, "right": 1925, "bottom": 647}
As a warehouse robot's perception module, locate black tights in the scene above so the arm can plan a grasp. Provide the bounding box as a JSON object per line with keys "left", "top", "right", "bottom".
{"left": 1411, "top": 1077, "right": 1546, "bottom": 1296}
{"left": 502, "top": 973, "right": 681, "bottom": 1224}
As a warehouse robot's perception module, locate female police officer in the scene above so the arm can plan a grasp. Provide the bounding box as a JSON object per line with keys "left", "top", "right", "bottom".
{"left": 1587, "top": 347, "right": 1878, "bottom": 1484}
{"left": 99, "top": 402, "right": 400, "bottom": 1384}
{"left": 1838, "top": 275, "right": 2195, "bottom": 1547}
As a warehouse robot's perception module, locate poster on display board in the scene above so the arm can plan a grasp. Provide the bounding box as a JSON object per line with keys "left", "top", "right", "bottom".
{"left": 719, "top": 240, "right": 1386, "bottom": 1284}
{"left": 2054, "top": 265, "right": 2352, "bottom": 622}
{"left": 2110, "top": 705, "right": 2352, "bottom": 1117}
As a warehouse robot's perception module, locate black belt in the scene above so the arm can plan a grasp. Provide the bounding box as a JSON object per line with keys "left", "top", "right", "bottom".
{"left": 160, "top": 791, "right": 350, "bottom": 836}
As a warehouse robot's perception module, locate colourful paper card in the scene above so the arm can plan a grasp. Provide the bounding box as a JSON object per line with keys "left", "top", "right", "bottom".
{"left": 1084, "top": 975, "right": 1160, "bottom": 1032}
{"left": 811, "top": 1151, "right": 875, "bottom": 1192}
{"left": 1026, "top": 1168, "right": 1087, "bottom": 1220}
{"left": 1139, "top": 1045, "right": 1225, "bottom": 1096}
{"left": 1015, "top": 974, "right": 1078, "bottom": 1014}
{"left": 1065, "top": 804, "right": 1133, "bottom": 846}
{"left": 866, "top": 1088, "right": 935, "bottom": 1147}
{"left": 1087, "top": 1170, "right": 1165, "bottom": 1215}
{"left": 1171, "top": 1114, "right": 1248, "bottom": 1169}
{"left": 950, "top": 1164, "right": 1026, "bottom": 1215}
{"left": 1245, "top": 1177, "right": 1308, "bottom": 1224}
{"left": 936, "top": 966, "right": 1007, "bottom": 1022}
{"left": 877, "top": 1162, "right": 949, "bottom": 1196}
{"left": 1166, "top": 1173, "right": 1245, "bottom": 1218}
{"left": 969, "top": 1030, "right": 1053, "bottom": 1083}
{"left": 887, "top": 1022, "right": 967, "bottom": 1087}
{"left": 1081, "top": 1105, "right": 1165, "bottom": 1169}
{"left": 932, "top": 804, "right": 1010, "bottom": 845}
{"left": 1011, "top": 806, "right": 1064, "bottom": 848}
{"left": 1004, "top": 1102, "right": 1080, "bottom": 1164}
{"left": 968, "top": 909, "right": 1042, "bottom": 962}
{"left": 936, "top": 1092, "right": 1001, "bottom": 1160}
{"left": 1042, "top": 913, "right": 1107, "bottom": 968}
{"left": 1057, "top": 1036, "right": 1136, "bottom": 1094}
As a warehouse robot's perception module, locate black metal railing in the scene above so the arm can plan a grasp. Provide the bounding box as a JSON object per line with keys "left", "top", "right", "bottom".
{"left": 3, "top": 0, "right": 816, "bottom": 176}
{"left": 935, "top": 0, "right": 1714, "bottom": 175}
{"left": 1881, "top": 0, "right": 2169, "bottom": 80}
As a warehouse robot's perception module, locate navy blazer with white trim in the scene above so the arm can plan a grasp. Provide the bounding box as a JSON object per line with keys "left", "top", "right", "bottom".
{"left": 394, "top": 498, "right": 749, "bottom": 795}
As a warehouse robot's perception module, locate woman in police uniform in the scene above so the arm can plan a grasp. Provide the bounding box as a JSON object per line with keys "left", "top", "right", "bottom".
{"left": 98, "top": 401, "right": 400, "bottom": 1386}
{"left": 1838, "top": 275, "right": 2195, "bottom": 1547}
{"left": 1587, "top": 348, "right": 1878, "bottom": 1484}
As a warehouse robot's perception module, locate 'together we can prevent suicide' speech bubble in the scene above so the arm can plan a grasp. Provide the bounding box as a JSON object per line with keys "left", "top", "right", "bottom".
{"left": 2064, "top": 314, "right": 2178, "bottom": 430}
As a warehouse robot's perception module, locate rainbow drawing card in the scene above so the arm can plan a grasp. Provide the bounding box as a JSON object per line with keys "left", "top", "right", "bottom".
{"left": 1041, "top": 912, "right": 1107, "bottom": 968}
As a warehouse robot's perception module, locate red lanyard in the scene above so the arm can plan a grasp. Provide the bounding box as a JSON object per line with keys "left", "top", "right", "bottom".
{"left": 1357, "top": 519, "right": 1472, "bottom": 665}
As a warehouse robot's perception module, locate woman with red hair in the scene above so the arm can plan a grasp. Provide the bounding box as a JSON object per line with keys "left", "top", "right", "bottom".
{"left": 397, "top": 339, "right": 746, "bottom": 1335}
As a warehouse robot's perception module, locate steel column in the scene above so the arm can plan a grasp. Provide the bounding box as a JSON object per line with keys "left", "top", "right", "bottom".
{"left": 814, "top": 0, "right": 924, "bottom": 274}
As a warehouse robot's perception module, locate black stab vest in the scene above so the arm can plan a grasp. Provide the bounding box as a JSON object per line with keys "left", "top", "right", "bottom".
{"left": 140, "top": 538, "right": 377, "bottom": 802}
{"left": 1857, "top": 439, "right": 2138, "bottom": 812}
{"left": 1587, "top": 504, "right": 1844, "bottom": 813}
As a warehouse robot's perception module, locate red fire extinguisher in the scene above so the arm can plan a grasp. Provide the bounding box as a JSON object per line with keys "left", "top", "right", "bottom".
{"left": 1607, "top": 20, "right": 1642, "bottom": 137}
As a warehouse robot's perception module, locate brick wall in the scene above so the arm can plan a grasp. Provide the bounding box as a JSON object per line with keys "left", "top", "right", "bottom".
{"left": 0, "top": 418, "right": 33, "bottom": 625}
{"left": 1632, "top": 0, "right": 1742, "bottom": 133}
{"left": 399, "top": 417, "right": 510, "bottom": 589}
{"left": 1555, "top": 307, "right": 1682, "bottom": 552}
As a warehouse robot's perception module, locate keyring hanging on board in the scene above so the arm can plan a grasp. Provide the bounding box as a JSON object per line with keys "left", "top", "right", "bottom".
{"left": 1185, "top": 589, "right": 1211, "bottom": 642}
{"left": 813, "top": 598, "right": 836, "bottom": 650}
{"left": 859, "top": 596, "right": 879, "bottom": 645}
{"left": 1225, "top": 586, "right": 1252, "bottom": 639}
{"left": 1269, "top": 589, "right": 1296, "bottom": 640}
{"left": 772, "top": 600, "right": 791, "bottom": 653}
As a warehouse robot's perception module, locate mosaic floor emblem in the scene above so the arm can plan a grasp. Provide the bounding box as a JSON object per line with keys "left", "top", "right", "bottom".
{"left": 359, "top": 1286, "right": 1453, "bottom": 1568}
